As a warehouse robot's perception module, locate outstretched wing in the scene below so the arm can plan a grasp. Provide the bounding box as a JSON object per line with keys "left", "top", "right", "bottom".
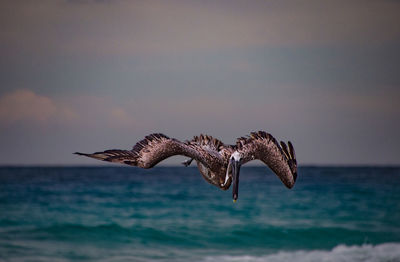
{"left": 236, "top": 131, "right": 298, "bottom": 188}
{"left": 75, "top": 133, "right": 223, "bottom": 169}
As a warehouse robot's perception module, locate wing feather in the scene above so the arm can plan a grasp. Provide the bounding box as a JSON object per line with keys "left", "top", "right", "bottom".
{"left": 280, "top": 141, "right": 290, "bottom": 160}
{"left": 288, "top": 141, "right": 296, "bottom": 161}
{"left": 74, "top": 150, "right": 138, "bottom": 166}
{"left": 75, "top": 133, "right": 222, "bottom": 169}
{"left": 237, "top": 131, "right": 298, "bottom": 188}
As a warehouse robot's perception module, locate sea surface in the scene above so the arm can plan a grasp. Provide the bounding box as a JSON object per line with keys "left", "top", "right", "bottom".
{"left": 0, "top": 166, "right": 399, "bottom": 262}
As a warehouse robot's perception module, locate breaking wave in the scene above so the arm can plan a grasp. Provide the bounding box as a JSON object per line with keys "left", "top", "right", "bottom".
{"left": 203, "top": 243, "right": 400, "bottom": 262}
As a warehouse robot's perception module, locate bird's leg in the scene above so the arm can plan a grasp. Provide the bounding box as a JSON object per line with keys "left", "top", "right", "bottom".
{"left": 182, "top": 158, "right": 194, "bottom": 167}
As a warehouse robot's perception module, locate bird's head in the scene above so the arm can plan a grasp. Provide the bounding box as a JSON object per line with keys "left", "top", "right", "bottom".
{"left": 228, "top": 151, "right": 242, "bottom": 202}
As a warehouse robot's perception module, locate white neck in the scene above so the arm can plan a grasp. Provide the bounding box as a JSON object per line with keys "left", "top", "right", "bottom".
{"left": 231, "top": 151, "right": 241, "bottom": 161}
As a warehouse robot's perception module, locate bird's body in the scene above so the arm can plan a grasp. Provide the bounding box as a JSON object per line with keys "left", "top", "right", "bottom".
{"left": 75, "top": 131, "right": 298, "bottom": 201}
{"left": 184, "top": 134, "right": 235, "bottom": 190}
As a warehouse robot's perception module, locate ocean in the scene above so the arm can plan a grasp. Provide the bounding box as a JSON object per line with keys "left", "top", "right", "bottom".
{"left": 0, "top": 166, "right": 399, "bottom": 262}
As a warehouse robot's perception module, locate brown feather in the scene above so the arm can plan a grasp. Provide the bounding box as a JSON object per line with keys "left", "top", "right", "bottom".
{"left": 76, "top": 133, "right": 224, "bottom": 170}
{"left": 280, "top": 141, "right": 290, "bottom": 160}
{"left": 236, "top": 131, "right": 297, "bottom": 189}
{"left": 288, "top": 141, "right": 296, "bottom": 161}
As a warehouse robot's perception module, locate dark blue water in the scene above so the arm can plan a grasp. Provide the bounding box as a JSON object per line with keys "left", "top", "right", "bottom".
{"left": 1, "top": 166, "right": 400, "bottom": 261}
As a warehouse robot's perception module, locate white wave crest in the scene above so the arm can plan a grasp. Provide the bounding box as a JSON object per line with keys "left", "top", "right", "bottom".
{"left": 203, "top": 243, "right": 400, "bottom": 262}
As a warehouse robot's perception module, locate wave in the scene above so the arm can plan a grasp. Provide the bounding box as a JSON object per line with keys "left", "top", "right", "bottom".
{"left": 203, "top": 243, "right": 400, "bottom": 262}
{"left": 4, "top": 223, "right": 400, "bottom": 249}
{"left": 3, "top": 223, "right": 200, "bottom": 247}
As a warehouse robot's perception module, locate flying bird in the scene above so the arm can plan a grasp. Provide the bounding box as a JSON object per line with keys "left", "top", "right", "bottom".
{"left": 75, "top": 131, "right": 297, "bottom": 202}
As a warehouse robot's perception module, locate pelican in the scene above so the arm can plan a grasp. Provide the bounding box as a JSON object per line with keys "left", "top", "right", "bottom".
{"left": 75, "top": 131, "right": 297, "bottom": 202}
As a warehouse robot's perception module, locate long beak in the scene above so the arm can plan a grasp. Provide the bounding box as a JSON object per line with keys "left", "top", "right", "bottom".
{"left": 232, "top": 159, "right": 241, "bottom": 202}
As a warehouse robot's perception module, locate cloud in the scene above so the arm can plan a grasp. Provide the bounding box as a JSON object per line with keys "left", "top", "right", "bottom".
{"left": 69, "top": 95, "right": 137, "bottom": 129}
{"left": 110, "top": 107, "right": 135, "bottom": 127}
{"left": 0, "top": 89, "right": 137, "bottom": 130}
{"left": 0, "top": 89, "right": 59, "bottom": 124}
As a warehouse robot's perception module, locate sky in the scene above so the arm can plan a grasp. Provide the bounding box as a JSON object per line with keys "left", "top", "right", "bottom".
{"left": 0, "top": 0, "right": 399, "bottom": 166}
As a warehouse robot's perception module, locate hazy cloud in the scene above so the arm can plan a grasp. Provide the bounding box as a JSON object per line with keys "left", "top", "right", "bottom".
{"left": 0, "top": 89, "right": 137, "bottom": 130}
{"left": 0, "top": 89, "right": 70, "bottom": 125}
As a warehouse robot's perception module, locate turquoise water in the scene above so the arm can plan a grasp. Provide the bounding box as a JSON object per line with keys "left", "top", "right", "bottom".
{"left": 1, "top": 166, "right": 400, "bottom": 261}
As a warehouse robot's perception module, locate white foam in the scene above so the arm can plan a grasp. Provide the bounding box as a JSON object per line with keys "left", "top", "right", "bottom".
{"left": 203, "top": 243, "right": 400, "bottom": 262}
